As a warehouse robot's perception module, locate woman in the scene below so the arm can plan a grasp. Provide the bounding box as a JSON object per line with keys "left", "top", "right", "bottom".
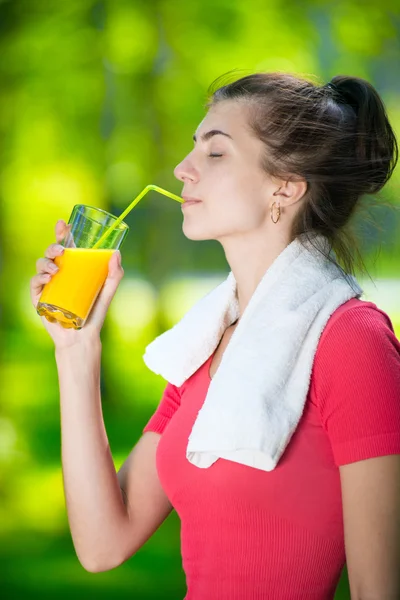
{"left": 30, "top": 72, "right": 400, "bottom": 600}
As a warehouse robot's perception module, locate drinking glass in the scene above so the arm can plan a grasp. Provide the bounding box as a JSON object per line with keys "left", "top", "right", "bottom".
{"left": 37, "top": 204, "right": 129, "bottom": 329}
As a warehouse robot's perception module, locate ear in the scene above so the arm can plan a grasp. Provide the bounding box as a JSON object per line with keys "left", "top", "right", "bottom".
{"left": 273, "top": 177, "right": 308, "bottom": 206}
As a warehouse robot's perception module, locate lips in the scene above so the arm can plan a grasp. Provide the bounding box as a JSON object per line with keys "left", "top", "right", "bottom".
{"left": 182, "top": 195, "right": 202, "bottom": 204}
{"left": 182, "top": 200, "right": 201, "bottom": 206}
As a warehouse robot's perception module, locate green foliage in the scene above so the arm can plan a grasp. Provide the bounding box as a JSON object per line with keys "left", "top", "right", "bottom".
{"left": 0, "top": 1, "right": 399, "bottom": 598}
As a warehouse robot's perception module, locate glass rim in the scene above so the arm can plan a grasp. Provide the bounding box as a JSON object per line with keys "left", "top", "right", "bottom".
{"left": 72, "top": 204, "right": 129, "bottom": 230}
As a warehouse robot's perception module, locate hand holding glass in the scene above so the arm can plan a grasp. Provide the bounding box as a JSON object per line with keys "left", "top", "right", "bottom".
{"left": 36, "top": 185, "right": 183, "bottom": 330}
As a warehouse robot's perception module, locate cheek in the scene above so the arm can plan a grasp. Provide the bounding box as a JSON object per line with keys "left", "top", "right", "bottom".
{"left": 209, "top": 193, "right": 265, "bottom": 233}
{"left": 183, "top": 163, "right": 268, "bottom": 236}
{"left": 215, "top": 162, "right": 263, "bottom": 199}
{"left": 212, "top": 169, "right": 266, "bottom": 218}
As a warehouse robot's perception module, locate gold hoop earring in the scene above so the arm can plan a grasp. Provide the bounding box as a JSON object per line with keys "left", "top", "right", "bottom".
{"left": 270, "top": 201, "right": 281, "bottom": 224}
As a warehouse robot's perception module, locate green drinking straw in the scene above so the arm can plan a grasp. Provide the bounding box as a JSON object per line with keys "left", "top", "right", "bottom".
{"left": 92, "top": 184, "right": 184, "bottom": 250}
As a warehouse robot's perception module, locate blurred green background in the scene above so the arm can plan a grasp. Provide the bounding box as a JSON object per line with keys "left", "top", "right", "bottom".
{"left": 0, "top": 0, "right": 399, "bottom": 598}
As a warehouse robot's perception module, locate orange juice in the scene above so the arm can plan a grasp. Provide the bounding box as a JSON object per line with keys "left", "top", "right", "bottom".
{"left": 38, "top": 248, "right": 115, "bottom": 327}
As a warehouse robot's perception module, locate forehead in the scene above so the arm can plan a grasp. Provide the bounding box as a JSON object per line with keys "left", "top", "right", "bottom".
{"left": 195, "top": 100, "right": 250, "bottom": 140}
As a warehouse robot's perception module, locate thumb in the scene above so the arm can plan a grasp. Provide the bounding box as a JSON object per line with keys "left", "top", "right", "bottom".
{"left": 86, "top": 251, "right": 124, "bottom": 330}
{"left": 55, "top": 219, "right": 71, "bottom": 245}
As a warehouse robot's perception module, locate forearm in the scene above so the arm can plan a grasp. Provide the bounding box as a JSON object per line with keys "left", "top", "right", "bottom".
{"left": 56, "top": 340, "right": 128, "bottom": 571}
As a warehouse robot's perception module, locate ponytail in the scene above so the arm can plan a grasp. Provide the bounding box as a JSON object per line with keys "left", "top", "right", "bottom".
{"left": 330, "top": 75, "right": 398, "bottom": 193}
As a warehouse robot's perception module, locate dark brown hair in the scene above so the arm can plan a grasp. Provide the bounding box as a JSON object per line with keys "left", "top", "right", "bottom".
{"left": 205, "top": 70, "right": 398, "bottom": 284}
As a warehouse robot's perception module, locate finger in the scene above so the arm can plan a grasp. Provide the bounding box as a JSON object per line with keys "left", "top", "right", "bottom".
{"left": 86, "top": 252, "right": 123, "bottom": 329}
{"left": 43, "top": 243, "right": 66, "bottom": 260}
{"left": 96, "top": 252, "right": 123, "bottom": 309}
{"left": 56, "top": 220, "right": 76, "bottom": 248}
{"left": 55, "top": 220, "right": 68, "bottom": 244}
{"left": 30, "top": 273, "right": 53, "bottom": 307}
{"left": 36, "top": 257, "right": 60, "bottom": 275}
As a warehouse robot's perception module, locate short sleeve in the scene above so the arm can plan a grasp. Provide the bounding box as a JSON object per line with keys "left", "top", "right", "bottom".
{"left": 313, "top": 306, "right": 400, "bottom": 466}
{"left": 142, "top": 382, "right": 182, "bottom": 435}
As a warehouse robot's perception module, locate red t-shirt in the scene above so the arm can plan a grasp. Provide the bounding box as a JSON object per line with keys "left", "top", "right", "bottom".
{"left": 143, "top": 298, "right": 400, "bottom": 600}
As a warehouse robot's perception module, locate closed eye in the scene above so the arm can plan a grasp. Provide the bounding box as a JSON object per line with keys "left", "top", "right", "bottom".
{"left": 208, "top": 153, "right": 223, "bottom": 158}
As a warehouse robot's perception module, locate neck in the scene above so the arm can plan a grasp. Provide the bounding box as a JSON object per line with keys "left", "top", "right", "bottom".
{"left": 224, "top": 234, "right": 291, "bottom": 319}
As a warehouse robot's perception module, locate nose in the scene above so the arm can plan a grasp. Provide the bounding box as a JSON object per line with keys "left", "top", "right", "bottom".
{"left": 174, "top": 154, "right": 199, "bottom": 183}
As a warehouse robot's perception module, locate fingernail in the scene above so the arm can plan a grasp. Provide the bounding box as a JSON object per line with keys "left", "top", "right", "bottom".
{"left": 117, "top": 251, "right": 122, "bottom": 265}
{"left": 56, "top": 245, "right": 65, "bottom": 254}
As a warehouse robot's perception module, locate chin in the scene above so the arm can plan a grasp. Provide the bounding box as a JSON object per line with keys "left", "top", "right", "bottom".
{"left": 182, "top": 221, "right": 215, "bottom": 241}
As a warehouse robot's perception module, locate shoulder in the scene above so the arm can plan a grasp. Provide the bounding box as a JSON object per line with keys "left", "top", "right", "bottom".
{"left": 142, "top": 382, "right": 182, "bottom": 435}
{"left": 318, "top": 297, "right": 396, "bottom": 350}
{"left": 312, "top": 295, "right": 400, "bottom": 419}
{"left": 314, "top": 297, "right": 399, "bottom": 375}
{"left": 314, "top": 296, "right": 400, "bottom": 387}
{"left": 311, "top": 298, "right": 400, "bottom": 466}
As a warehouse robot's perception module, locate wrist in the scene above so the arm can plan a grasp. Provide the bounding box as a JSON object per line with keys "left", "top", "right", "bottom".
{"left": 55, "top": 335, "right": 102, "bottom": 361}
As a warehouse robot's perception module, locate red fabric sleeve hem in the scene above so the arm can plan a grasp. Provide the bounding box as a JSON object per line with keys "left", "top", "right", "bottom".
{"left": 333, "top": 431, "right": 400, "bottom": 466}
{"left": 142, "top": 414, "right": 171, "bottom": 435}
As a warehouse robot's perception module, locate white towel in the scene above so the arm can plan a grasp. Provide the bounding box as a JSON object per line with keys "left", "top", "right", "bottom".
{"left": 143, "top": 232, "right": 363, "bottom": 471}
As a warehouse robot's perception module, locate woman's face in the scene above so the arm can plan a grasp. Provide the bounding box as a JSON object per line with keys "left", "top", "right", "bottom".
{"left": 174, "top": 100, "right": 277, "bottom": 242}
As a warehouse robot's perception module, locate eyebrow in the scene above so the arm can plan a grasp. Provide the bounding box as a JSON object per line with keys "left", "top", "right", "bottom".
{"left": 192, "top": 129, "right": 233, "bottom": 143}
